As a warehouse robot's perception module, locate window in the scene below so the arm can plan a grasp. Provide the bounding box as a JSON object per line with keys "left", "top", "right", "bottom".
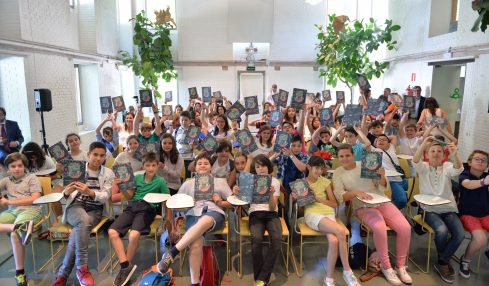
{"left": 429, "top": 0, "right": 459, "bottom": 37}
{"left": 449, "top": 0, "right": 459, "bottom": 32}
{"left": 74, "top": 65, "right": 83, "bottom": 125}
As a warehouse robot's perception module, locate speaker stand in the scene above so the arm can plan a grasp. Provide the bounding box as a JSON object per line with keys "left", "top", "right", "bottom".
{"left": 39, "top": 110, "right": 49, "bottom": 154}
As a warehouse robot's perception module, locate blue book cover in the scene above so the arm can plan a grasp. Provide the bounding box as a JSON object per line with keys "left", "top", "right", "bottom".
{"left": 135, "top": 141, "right": 160, "bottom": 162}
{"left": 225, "top": 101, "right": 246, "bottom": 121}
{"left": 360, "top": 151, "right": 382, "bottom": 179}
{"left": 139, "top": 90, "right": 153, "bottom": 107}
{"left": 366, "top": 98, "right": 390, "bottom": 117}
{"left": 322, "top": 90, "right": 331, "bottom": 102}
{"left": 237, "top": 172, "right": 254, "bottom": 203}
{"left": 273, "top": 131, "right": 291, "bottom": 153}
{"left": 194, "top": 174, "right": 214, "bottom": 201}
{"left": 202, "top": 87, "right": 212, "bottom": 103}
{"left": 235, "top": 129, "right": 258, "bottom": 155}
{"left": 252, "top": 175, "right": 272, "bottom": 204}
{"left": 198, "top": 134, "right": 218, "bottom": 154}
{"left": 100, "top": 96, "right": 113, "bottom": 114}
{"left": 269, "top": 110, "right": 282, "bottom": 128}
{"left": 318, "top": 108, "right": 334, "bottom": 126}
{"left": 403, "top": 95, "right": 415, "bottom": 114}
{"left": 185, "top": 126, "right": 201, "bottom": 144}
{"left": 244, "top": 96, "right": 259, "bottom": 115}
{"left": 188, "top": 87, "right": 198, "bottom": 99}
{"left": 164, "top": 91, "right": 172, "bottom": 103}
{"left": 48, "top": 141, "right": 72, "bottom": 162}
{"left": 290, "top": 179, "right": 316, "bottom": 207}
{"left": 113, "top": 163, "right": 136, "bottom": 192}
{"left": 343, "top": 104, "right": 363, "bottom": 126}
{"left": 291, "top": 88, "right": 307, "bottom": 110}
{"left": 63, "top": 160, "right": 86, "bottom": 186}
{"left": 112, "top": 96, "right": 126, "bottom": 112}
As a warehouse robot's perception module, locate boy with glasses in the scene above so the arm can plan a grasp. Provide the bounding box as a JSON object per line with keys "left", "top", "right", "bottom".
{"left": 458, "top": 150, "right": 489, "bottom": 278}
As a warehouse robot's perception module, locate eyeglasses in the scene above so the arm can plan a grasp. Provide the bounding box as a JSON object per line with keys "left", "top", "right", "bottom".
{"left": 472, "top": 157, "right": 488, "bottom": 163}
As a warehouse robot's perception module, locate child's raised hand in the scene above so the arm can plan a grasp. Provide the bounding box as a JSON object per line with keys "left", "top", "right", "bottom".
{"left": 151, "top": 104, "right": 159, "bottom": 114}
{"left": 158, "top": 162, "right": 165, "bottom": 170}
{"left": 232, "top": 185, "right": 240, "bottom": 195}
{"left": 0, "top": 197, "right": 8, "bottom": 206}
{"left": 291, "top": 192, "right": 297, "bottom": 201}
{"left": 281, "top": 148, "right": 292, "bottom": 157}
{"left": 376, "top": 167, "right": 386, "bottom": 177}
{"left": 269, "top": 185, "right": 275, "bottom": 194}
{"left": 483, "top": 175, "right": 489, "bottom": 186}
{"left": 447, "top": 142, "right": 458, "bottom": 154}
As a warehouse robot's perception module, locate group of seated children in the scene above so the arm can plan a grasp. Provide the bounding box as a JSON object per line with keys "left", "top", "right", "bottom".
{"left": 0, "top": 89, "right": 488, "bottom": 286}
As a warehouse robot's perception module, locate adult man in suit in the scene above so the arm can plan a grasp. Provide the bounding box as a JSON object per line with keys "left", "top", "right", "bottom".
{"left": 0, "top": 107, "right": 24, "bottom": 164}
{"left": 412, "top": 86, "right": 426, "bottom": 121}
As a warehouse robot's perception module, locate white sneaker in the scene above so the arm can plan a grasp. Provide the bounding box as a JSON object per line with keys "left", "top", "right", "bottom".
{"left": 324, "top": 277, "right": 336, "bottom": 286}
{"left": 343, "top": 270, "right": 361, "bottom": 286}
{"left": 396, "top": 266, "right": 412, "bottom": 285}
{"left": 381, "top": 267, "right": 402, "bottom": 286}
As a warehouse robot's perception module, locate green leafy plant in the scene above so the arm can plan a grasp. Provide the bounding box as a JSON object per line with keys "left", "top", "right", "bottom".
{"left": 120, "top": 11, "right": 177, "bottom": 98}
{"left": 316, "top": 15, "right": 400, "bottom": 100}
{"left": 471, "top": 0, "right": 489, "bottom": 32}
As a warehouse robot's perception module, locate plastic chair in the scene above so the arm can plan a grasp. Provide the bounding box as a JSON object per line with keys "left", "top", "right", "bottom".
{"left": 233, "top": 204, "right": 290, "bottom": 278}
{"left": 290, "top": 202, "right": 349, "bottom": 277}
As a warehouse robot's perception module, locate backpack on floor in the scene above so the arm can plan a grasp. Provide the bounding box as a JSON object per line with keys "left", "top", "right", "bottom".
{"left": 139, "top": 266, "right": 175, "bottom": 286}
{"left": 200, "top": 245, "right": 220, "bottom": 286}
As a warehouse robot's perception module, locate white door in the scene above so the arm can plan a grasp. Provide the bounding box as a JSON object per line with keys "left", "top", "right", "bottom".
{"left": 239, "top": 71, "right": 265, "bottom": 131}
{"left": 239, "top": 72, "right": 264, "bottom": 103}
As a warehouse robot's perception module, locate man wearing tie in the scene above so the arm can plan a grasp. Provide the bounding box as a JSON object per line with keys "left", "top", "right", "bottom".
{"left": 0, "top": 107, "right": 24, "bottom": 164}
{"left": 412, "top": 86, "right": 426, "bottom": 122}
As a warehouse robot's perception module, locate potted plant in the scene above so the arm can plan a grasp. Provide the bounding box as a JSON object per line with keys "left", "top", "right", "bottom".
{"left": 316, "top": 15, "right": 400, "bottom": 102}
{"left": 120, "top": 10, "right": 177, "bottom": 98}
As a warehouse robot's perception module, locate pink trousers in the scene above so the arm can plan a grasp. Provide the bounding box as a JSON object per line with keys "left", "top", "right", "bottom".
{"left": 356, "top": 202, "right": 411, "bottom": 269}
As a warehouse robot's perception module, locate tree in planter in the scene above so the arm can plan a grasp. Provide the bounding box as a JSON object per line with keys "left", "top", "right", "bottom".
{"left": 316, "top": 15, "right": 400, "bottom": 102}
{"left": 120, "top": 10, "right": 177, "bottom": 98}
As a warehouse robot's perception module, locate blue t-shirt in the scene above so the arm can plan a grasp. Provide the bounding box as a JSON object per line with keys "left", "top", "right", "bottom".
{"left": 458, "top": 169, "right": 489, "bottom": 217}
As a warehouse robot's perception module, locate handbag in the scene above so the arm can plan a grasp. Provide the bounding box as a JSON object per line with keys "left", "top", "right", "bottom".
{"left": 382, "top": 149, "right": 406, "bottom": 179}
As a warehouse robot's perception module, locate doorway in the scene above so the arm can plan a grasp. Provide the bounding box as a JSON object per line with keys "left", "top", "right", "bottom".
{"left": 430, "top": 65, "right": 465, "bottom": 138}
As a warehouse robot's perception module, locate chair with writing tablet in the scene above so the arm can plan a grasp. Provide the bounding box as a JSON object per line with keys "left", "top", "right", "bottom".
{"left": 408, "top": 194, "right": 451, "bottom": 273}
{"left": 103, "top": 193, "right": 170, "bottom": 273}
{"left": 353, "top": 192, "right": 392, "bottom": 270}
{"left": 165, "top": 194, "right": 194, "bottom": 276}
{"left": 29, "top": 177, "right": 58, "bottom": 272}
{"left": 33, "top": 189, "right": 113, "bottom": 273}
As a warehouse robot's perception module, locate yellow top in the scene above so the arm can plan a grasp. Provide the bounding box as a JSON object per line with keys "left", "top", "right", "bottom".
{"left": 304, "top": 176, "right": 335, "bottom": 216}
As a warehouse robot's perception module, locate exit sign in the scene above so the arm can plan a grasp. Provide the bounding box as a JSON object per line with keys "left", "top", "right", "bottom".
{"left": 246, "top": 66, "right": 255, "bottom": 71}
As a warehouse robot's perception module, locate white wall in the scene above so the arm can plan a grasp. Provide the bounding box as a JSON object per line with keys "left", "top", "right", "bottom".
{"left": 458, "top": 55, "right": 489, "bottom": 159}
{"left": 0, "top": 0, "right": 21, "bottom": 39}
{"left": 1, "top": 0, "right": 131, "bottom": 152}
{"left": 382, "top": 0, "right": 489, "bottom": 159}
{"left": 176, "top": 65, "right": 325, "bottom": 108}
{"left": 0, "top": 56, "right": 31, "bottom": 143}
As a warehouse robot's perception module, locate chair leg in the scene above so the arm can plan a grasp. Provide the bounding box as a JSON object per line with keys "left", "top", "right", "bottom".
{"left": 238, "top": 235, "right": 243, "bottom": 278}
{"left": 95, "top": 232, "right": 100, "bottom": 271}
{"left": 284, "top": 235, "right": 290, "bottom": 276}
{"left": 299, "top": 235, "right": 303, "bottom": 277}
{"left": 226, "top": 232, "right": 230, "bottom": 273}
{"left": 154, "top": 232, "right": 158, "bottom": 265}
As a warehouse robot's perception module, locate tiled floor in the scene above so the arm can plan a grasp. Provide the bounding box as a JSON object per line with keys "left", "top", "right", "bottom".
{"left": 0, "top": 227, "right": 488, "bottom": 286}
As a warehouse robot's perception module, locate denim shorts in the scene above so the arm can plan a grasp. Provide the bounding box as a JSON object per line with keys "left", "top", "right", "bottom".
{"left": 185, "top": 207, "right": 225, "bottom": 234}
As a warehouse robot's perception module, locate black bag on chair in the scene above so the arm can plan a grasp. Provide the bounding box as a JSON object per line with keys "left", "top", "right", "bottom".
{"left": 336, "top": 242, "right": 372, "bottom": 269}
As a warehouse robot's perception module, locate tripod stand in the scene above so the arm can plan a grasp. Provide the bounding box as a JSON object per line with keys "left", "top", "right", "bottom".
{"left": 39, "top": 110, "right": 49, "bottom": 154}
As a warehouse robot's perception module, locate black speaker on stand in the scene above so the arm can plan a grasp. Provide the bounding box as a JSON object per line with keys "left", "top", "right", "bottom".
{"left": 34, "top": 89, "right": 52, "bottom": 154}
